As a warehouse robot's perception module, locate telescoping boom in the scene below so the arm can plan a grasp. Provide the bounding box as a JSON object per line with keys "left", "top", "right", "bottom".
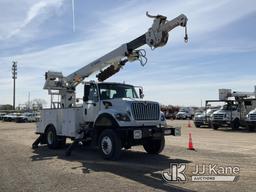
{"left": 44, "top": 12, "right": 188, "bottom": 108}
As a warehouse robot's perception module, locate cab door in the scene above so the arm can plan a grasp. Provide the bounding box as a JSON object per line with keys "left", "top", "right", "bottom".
{"left": 83, "top": 83, "right": 100, "bottom": 122}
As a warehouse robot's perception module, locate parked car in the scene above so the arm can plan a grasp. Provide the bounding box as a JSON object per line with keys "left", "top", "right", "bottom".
{"left": 3, "top": 113, "right": 20, "bottom": 122}
{"left": 15, "top": 112, "right": 37, "bottom": 123}
{"left": 0, "top": 113, "right": 6, "bottom": 120}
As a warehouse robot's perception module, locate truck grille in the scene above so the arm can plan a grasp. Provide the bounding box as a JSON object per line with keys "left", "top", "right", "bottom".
{"left": 131, "top": 102, "right": 160, "bottom": 121}
{"left": 213, "top": 114, "right": 224, "bottom": 120}
{"left": 249, "top": 114, "right": 256, "bottom": 121}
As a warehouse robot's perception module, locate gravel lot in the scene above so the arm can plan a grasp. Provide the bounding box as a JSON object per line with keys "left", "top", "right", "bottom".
{"left": 0, "top": 120, "right": 255, "bottom": 192}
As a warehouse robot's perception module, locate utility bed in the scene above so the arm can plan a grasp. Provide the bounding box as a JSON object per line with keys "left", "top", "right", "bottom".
{"left": 36, "top": 107, "right": 84, "bottom": 138}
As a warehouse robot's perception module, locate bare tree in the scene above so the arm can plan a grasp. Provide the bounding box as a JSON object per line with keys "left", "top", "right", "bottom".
{"left": 32, "top": 98, "right": 47, "bottom": 110}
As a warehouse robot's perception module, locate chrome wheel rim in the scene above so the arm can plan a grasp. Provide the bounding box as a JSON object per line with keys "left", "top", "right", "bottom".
{"left": 101, "top": 136, "right": 112, "bottom": 155}
{"left": 47, "top": 131, "right": 54, "bottom": 145}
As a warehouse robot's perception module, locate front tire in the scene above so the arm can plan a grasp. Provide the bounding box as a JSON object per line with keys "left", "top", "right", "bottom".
{"left": 143, "top": 137, "right": 165, "bottom": 154}
{"left": 99, "top": 129, "right": 121, "bottom": 160}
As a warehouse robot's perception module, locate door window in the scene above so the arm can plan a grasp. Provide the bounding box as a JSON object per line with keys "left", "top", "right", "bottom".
{"left": 88, "top": 84, "right": 98, "bottom": 102}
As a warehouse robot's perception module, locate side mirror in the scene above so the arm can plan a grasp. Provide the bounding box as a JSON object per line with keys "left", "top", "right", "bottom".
{"left": 83, "top": 84, "right": 90, "bottom": 102}
{"left": 139, "top": 88, "right": 144, "bottom": 99}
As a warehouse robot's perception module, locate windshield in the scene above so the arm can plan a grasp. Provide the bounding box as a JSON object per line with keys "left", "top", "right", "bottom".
{"left": 206, "top": 109, "right": 215, "bottom": 115}
{"left": 99, "top": 84, "right": 139, "bottom": 100}
{"left": 221, "top": 104, "right": 237, "bottom": 111}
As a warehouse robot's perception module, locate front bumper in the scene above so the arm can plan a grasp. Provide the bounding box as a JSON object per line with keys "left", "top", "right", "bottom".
{"left": 194, "top": 119, "right": 204, "bottom": 124}
{"left": 211, "top": 120, "right": 230, "bottom": 126}
{"left": 118, "top": 126, "right": 181, "bottom": 139}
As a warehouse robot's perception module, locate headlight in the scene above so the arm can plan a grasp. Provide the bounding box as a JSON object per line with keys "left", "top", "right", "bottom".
{"left": 115, "top": 113, "right": 131, "bottom": 121}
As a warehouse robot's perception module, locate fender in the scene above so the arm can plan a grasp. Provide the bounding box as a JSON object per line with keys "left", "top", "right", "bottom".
{"left": 94, "top": 113, "right": 119, "bottom": 128}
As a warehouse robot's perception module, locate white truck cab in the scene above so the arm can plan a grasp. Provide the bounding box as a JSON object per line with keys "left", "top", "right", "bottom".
{"left": 211, "top": 103, "right": 240, "bottom": 129}
{"left": 36, "top": 82, "right": 179, "bottom": 159}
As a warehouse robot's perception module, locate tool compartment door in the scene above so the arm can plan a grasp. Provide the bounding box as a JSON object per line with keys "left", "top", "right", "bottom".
{"left": 62, "top": 107, "right": 83, "bottom": 137}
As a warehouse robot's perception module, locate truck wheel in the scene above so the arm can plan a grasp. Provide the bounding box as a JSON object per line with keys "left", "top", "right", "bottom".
{"left": 46, "top": 126, "right": 59, "bottom": 149}
{"left": 231, "top": 119, "right": 240, "bottom": 130}
{"left": 99, "top": 129, "right": 121, "bottom": 160}
{"left": 212, "top": 124, "right": 219, "bottom": 130}
{"left": 143, "top": 137, "right": 165, "bottom": 154}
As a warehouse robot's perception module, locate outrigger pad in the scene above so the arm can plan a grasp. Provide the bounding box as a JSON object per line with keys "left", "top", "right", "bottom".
{"left": 65, "top": 140, "right": 79, "bottom": 156}
{"left": 32, "top": 135, "right": 43, "bottom": 149}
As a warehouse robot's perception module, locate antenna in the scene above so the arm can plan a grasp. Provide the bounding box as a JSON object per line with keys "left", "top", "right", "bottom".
{"left": 72, "top": 0, "right": 75, "bottom": 32}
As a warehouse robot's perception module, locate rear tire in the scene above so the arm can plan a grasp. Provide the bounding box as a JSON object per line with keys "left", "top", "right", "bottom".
{"left": 99, "top": 129, "right": 121, "bottom": 160}
{"left": 143, "top": 137, "right": 165, "bottom": 154}
{"left": 46, "top": 126, "right": 65, "bottom": 149}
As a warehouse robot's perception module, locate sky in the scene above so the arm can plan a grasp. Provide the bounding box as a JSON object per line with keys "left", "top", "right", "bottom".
{"left": 0, "top": 0, "right": 256, "bottom": 107}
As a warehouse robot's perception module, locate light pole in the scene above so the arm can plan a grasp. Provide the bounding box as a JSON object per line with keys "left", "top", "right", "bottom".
{"left": 12, "top": 61, "right": 17, "bottom": 110}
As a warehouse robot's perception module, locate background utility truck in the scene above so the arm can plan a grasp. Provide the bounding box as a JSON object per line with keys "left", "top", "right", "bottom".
{"left": 32, "top": 12, "right": 188, "bottom": 160}
{"left": 211, "top": 87, "right": 256, "bottom": 130}
{"left": 194, "top": 107, "right": 219, "bottom": 128}
{"left": 246, "top": 108, "right": 256, "bottom": 131}
{"left": 176, "top": 107, "right": 194, "bottom": 120}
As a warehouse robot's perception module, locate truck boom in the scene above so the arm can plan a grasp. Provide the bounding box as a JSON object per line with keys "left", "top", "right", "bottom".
{"left": 44, "top": 12, "right": 188, "bottom": 108}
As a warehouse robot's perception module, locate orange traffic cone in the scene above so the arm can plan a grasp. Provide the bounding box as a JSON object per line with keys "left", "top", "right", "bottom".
{"left": 187, "top": 120, "right": 192, "bottom": 128}
{"left": 187, "top": 132, "right": 195, "bottom": 150}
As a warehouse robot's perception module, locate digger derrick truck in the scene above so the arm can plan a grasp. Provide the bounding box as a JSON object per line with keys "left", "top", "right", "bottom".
{"left": 211, "top": 87, "right": 256, "bottom": 130}
{"left": 33, "top": 12, "right": 188, "bottom": 160}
